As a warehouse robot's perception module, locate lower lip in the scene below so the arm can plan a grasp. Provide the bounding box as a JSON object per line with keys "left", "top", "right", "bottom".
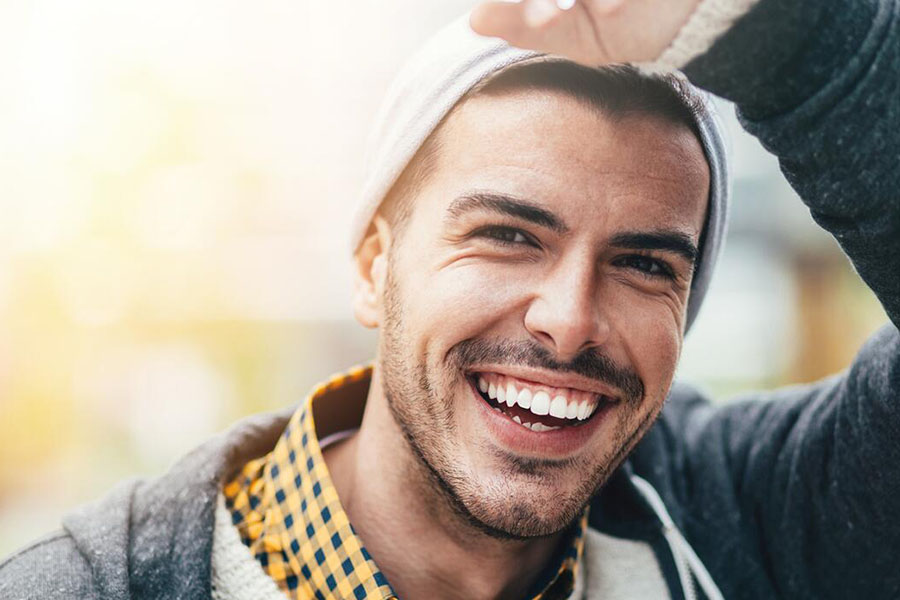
{"left": 469, "top": 379, "right": 612, "bottom": 458}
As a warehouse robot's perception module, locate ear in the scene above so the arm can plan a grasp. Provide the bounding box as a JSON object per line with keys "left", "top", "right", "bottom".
{"left": 352, "top": 215, "right": 393, "bottom": 329}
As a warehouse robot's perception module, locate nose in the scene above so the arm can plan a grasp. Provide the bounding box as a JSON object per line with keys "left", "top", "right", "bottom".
{"left": 523, "top": 255, "right": 611, "bottom": 361}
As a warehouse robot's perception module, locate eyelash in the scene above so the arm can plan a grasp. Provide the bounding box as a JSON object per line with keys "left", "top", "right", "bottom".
{"left": 471, "top": 225, "right": 676, "bottom": 280}
{"left": 472, "top": 225, "right": 539, "bottom": 248}
{"left": 613, "top": 254, "right": 676, "bottom": 281}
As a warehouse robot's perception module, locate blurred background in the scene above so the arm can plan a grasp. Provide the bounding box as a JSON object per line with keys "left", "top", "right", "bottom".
{"left": 0, "top": 0, "right": 888, "bottom": 554}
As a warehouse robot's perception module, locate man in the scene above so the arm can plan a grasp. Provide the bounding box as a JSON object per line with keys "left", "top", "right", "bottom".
{"left": 2, "top": 0, "right": 899, "bottom": 599}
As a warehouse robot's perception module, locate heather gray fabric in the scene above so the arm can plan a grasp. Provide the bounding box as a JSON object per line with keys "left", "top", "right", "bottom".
{"left": 4, "top": 0, "right": 900, "bottom": 598}
{"left": 0, "top": 407, "right": 296, "bottom": 600}
{"left": 349, "top": 14, "right": 731, "bottom": 333}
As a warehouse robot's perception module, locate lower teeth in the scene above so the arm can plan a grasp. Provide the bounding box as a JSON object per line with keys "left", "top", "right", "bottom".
{"left": 526, "top": 422, "right": 559, "bottom": 432}
{"left": 493, "top": 407, "right": 560, "bottom": 432}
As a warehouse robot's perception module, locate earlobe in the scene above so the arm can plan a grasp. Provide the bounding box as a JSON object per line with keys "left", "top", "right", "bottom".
{"left": 352, "top": 216, "right": 392, "bottom": 329}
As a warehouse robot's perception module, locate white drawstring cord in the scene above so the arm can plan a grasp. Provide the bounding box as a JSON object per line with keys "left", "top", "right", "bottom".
{"left": 630, "top": 475, "right": 726, "bottom": 600}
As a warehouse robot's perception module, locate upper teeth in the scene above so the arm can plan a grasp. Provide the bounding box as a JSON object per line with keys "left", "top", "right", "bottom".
{"left": 477, "top": 373, "right": 601, "bottom": 422}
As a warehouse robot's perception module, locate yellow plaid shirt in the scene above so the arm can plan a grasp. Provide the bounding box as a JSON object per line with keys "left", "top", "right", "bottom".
{"left": 224, "top": 365, "right": 588, "bottom": 599}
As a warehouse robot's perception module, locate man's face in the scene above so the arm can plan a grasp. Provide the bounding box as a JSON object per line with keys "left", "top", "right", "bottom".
{"left": 373, "top": 89, "right": 709, "bottom": 539}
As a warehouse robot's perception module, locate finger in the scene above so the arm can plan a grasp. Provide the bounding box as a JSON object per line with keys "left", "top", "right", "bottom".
{"left": 470, "top": 0, "right": 566, "bottom": 49}
{"left": 523, "top": 0, "right": 565, "bottom": 27}
{"left": 471, "top": 0, "right": 626, "bottom": 38}
{"left": 470, "top": 2, "right": 530, "bottom": 40}
{"left": 590, "top": 0, "right": 629, "bottom": 15}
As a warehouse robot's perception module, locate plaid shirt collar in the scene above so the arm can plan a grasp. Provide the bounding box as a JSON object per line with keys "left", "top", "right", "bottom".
{"left": 225, "top": 365, "right": 589, "bottom": 600}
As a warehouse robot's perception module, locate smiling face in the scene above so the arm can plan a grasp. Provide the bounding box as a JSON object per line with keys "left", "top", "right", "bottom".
{"left": 355, "top": 87, "right": 709, "bottom": 540}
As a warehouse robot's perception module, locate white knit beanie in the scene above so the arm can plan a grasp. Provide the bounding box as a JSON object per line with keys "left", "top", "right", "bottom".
{"left": 350, "top": 13, "right": 730, "bottom": 332}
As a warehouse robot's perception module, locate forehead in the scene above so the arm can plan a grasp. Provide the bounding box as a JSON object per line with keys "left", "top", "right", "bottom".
{"left": 413, "top": 89, "right": 710, "bottom": 237}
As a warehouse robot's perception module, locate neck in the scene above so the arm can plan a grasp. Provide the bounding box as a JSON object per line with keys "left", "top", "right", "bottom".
{"left": 323, "top": 368, "right": 565, "bottom": 600}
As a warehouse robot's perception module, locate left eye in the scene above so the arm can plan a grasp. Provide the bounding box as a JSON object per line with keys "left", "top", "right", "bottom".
{"left": 616, "top": 255, "right": 674, "bottom": 279}
{"left": 476, "top": 226, "right": 534, "bottom": 246}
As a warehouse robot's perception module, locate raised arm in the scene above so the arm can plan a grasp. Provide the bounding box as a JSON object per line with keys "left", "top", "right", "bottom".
{"left": 683, "top": 0, "right": 900, "bottom": 325}
{"left": 679, "top": 3, "right": 900, "bottom": 596}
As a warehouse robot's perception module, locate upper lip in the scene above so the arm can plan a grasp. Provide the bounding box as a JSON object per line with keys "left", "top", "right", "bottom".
{"left": 466, "top": 364, "right": 620, "bottom": 401}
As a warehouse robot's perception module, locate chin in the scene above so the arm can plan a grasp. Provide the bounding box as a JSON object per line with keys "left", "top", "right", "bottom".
{"left": 443, "top": 460, "right": 598, "bottom": 540}
{"left": 461, "top": 491, "right": 587, "bottom": 540}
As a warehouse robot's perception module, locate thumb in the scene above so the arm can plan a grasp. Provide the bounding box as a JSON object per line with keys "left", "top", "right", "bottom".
{"left": 470, "top": 0, "right": 562, "bottom": 46}
{"left": 471, "top": 0, "right": 627, "bottom": 40}
{"left": 469, "top": 0, "right": 584, "bottom": 54}
{"left": 470, "top": 0, "right": 630, "bottom": 64}
{"left": 471, "top": 1, "right": 529, "bottom": 40}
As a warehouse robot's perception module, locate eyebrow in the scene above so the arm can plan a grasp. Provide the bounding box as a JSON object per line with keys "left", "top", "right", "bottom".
{"left": 445, "top": 192, "right": 569, "bottom": 234}
{"left": 446, "top": 192, "right": 698, "bottom": 264}
{"left": 608, "top": 230, "right": 699, "bottom": 265}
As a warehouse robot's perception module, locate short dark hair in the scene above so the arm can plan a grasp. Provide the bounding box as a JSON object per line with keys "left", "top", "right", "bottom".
{"left": 380, "top": 61, "right": 706, "bottom": 239}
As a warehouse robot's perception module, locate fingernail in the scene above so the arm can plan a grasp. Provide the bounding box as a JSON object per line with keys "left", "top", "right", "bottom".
{"left": 556, "top": 0, "right": 576, "bottom": 10}
{"left": 524, "top": 0, "right": 558, "bottom": 26}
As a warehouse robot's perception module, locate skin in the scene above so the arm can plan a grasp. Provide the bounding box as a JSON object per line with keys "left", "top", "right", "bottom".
{"left": 326, "top": 90, "right": 709, "bottom": 600}
{"left": 470, "top": 0, "right": 701, "bottom": 66}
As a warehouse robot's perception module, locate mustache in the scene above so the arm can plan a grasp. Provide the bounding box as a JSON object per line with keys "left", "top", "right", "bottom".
{"left": 449, "top": 338, "right": 644, "bottom": 406}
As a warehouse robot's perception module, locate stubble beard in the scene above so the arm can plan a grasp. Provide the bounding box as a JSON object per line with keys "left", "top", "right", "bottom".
{"left": 378, "top": 260, "right": 653, "bottom": 540}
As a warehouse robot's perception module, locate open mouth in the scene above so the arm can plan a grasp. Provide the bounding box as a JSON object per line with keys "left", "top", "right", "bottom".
{"left": 467, "top": 371, "right": 613, "bottom": 433}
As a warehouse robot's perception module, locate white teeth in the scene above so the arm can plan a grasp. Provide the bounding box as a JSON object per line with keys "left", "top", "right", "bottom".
{"left": 517, "top": 418, "right": 533, "bottom": 430}
{"left": 549, "top": 395, "right": 568, "bottom": 418}
{"left": 506, "top": 383, "right": 517, "bottom": 407}
{"left": 516, "top": 388, "right": 532, "bottom": 410}
{"left": 511, "top": 416, "right": 554, "bottom": 432}
{"left": 530, "top": 391, "right": 550, "bottom": 415}
{"left": 529, "top": 422, "right": 559, "bottom": 432}
{"left": 477, "top": 372, "right": 604, "bottom": 425}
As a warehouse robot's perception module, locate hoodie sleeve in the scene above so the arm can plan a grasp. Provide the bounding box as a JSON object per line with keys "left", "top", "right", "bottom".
{"left": 681, "top": 0, "right": 900, "bottom": 326}
{"left": 0, "top": 533, "right": 100, "bottom": 599}
{"left": 664, "top": 0, "right": 900, "bottom": 598}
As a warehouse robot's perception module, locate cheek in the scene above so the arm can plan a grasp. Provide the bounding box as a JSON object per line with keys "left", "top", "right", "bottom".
{"left": 409, "top": 262, "right": 532, "bottom": 345}
{"left": 607, "top": 295, "right": 683, "bottom": 396}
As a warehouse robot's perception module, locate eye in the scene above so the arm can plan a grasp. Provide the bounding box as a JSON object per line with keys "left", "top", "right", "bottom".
{"left": 472, "top": 226, "right": 537, "bottom": 247}
{"left": 615, "top": 254, "right": 675, "bottom": 280}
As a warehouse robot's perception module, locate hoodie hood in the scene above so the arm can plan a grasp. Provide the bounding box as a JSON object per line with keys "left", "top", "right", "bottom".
{"left": 60, "top": 407, "right": 295, "bottom": 600}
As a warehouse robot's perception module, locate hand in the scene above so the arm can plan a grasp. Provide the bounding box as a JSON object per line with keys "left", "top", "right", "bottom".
{"left": 470, "top": 0, "right": 701, "bottom": 66}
